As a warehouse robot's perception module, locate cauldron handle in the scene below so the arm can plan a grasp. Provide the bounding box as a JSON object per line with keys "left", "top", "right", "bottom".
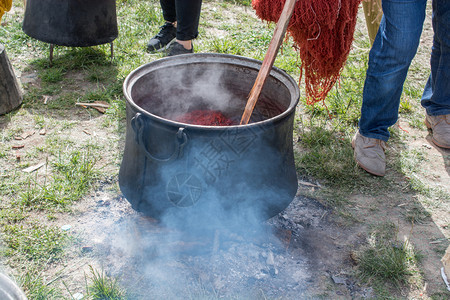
{"left": 131, "top": 113, "right": 188, "bottom": 163}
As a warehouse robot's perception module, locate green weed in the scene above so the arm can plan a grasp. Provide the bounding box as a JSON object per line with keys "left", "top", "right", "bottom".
{"left": 103, "top": 96, "right": 127, "bottom": 128}
{"left": 19, "top": 147, "right": 99, "bottom": 210}
{"left": 1, "top": 223, "right": 69, "bottom": 263}
{"left": 0, "top": 206, "right": 27, "bottom": 224}
{"left": 430, "top": 291, "right": 450, "bottom": 299}
{"left": 0, "top": 171, "right": 23, "bottom": 196}
{"left": 45, "top": 92, "right": 80, "bottom": 110}
{"left": 399, "top": 98, "right": 414, "bottom": 114}
{"left": 1, "top": 127, "right": 23, "bottom": 142}
{"left": 356, "top": 223, "right": 422, "bottom": 286}
{"left": 87, "top": 266, "right": 126, "bottom": 300}
{"left": 224, "top": 0, "right": 251, "bottom": 6}
{"left": 295, "top": 126, "right": 360, "bottom": 187}
{"left": 207, "top": 37, "right": 244, "bottom": 55}
{"left": 18, "top": 265, "right": 63, "bottom": 300}
{"left": 392, "top": 148, "right": 435, "bottom": 196}
{"left": 358, "top": 241, "right": 419, "bottom": 283}
{"left": 402, "top": 203, "right": 432, "bottom": 224}
{"left": 40, "top": 67, "right": 65, "bottom": 83}
{"left": 33, "top": 115, "right": 46, "bottom": 129}
{"left": 408, "top": 114, "right": 426, "bottom": 129}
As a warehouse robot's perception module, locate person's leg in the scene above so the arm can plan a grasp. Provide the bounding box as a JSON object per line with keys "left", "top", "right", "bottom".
{"left": 354, "top": 0, "right": 427, "bottom": 176}
{"left": 422, "top": 0, "right": 450, "bottom": 148}
{"left": 174, "top": 0, "right": 202, "bottom": 49}
{"left": 146, "top": 0, "right": 177, "bottom": 52}
{"left": 166, "top": 0, "right": 202, "bottom": 56}
{"left": 421, "top": 0, "right": 450, "bottom": 115}
{"left": 359, "top": 0, "right": 428, "bottom": 142}
{"left": 160, "top": 0, "right": 176, "bottom": 23}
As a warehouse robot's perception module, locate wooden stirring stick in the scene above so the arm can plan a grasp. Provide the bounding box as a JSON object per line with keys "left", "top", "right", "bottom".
{"left": 240, "top": 0, "right": 297, "bottom": 125}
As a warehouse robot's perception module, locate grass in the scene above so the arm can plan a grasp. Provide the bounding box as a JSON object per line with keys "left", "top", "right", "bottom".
{"left": 18, "top": 146, "right": 100, "bottom": 210}
{"left": 402, "top": 202, "right": 432, "bottom": 224}
{"left": 356, "top": 223, "right": 424, "bottom": 289}
{"left": 1, "top": 223, "right": 69, "bottom": 263}
{"left": 19, "top": 265, "right": 63, "bottom": 300}
{"left": 86, "top": 266, "right": 126, "bottom": 300}
{"left": 0, "top": 0, "right": 448, "bottom": 299}
{"left": 295, "top": 126, "right": 358, "bottom": 185}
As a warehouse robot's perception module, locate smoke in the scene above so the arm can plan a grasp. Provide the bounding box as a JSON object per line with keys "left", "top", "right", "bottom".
{"left": 110, "top": 128, "right": 305, "bottom": 298}
{"left": 137, "top": 65, "right": 244, "bottom": 122}
{"left": 104, "top": 199, "right": 309, "bottom": 299}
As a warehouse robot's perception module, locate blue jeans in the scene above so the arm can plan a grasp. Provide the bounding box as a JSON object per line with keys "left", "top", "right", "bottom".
{"left": 359, "top": 0, "right": 450, "bottom": 142}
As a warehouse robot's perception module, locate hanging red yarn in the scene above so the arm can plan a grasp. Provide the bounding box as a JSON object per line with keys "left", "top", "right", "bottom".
{"left": 252, "top": 0, "right": 361, "bottom": 105}
{"left": 174, "top": 110, "right": 236, "bottom": 126}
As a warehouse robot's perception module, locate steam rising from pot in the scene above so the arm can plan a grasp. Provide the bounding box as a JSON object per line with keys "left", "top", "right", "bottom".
{"left": 135, "top": 66, "right": 244, "bottom": 123}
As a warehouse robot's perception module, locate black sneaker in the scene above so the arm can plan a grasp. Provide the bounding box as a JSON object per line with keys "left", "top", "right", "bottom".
{"left": 147, "top": 22, "right": 176, "bottom": 53}
{"left": 167, "top": 42, "right": 194, "bottom": 56}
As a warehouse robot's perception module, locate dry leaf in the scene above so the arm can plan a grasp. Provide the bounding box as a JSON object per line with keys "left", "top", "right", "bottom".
{"left": 21, "top": 131, "right": 35, "bottom": 140}
{"left": 22, "top": 162, "right": 45, "bottom": 173}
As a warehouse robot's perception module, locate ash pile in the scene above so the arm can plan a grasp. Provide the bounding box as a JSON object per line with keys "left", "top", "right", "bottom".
{"left": 94, "top": 195, "right": 330, "bottom": 299}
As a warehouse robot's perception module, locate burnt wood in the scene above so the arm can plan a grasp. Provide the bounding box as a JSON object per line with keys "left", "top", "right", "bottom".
{"left": 0, "top": 44, "right": 22, "bottom": 115}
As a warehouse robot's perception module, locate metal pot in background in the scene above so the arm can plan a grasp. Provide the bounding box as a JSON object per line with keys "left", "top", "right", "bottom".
{"left": 22, "top": 0, "right": 118, "bottom": 47}
{"left": 0, "top": 273, "right": 27, "bottom": 300}
{"left": 120, "top": 53, "right": 300, "bottom": 225}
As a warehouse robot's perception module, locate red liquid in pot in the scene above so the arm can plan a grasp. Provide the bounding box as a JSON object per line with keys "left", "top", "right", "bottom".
{"left": 173, "top": 110, "right": 237, "bottom": 126}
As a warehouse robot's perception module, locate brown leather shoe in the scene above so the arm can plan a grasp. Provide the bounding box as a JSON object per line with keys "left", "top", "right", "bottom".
{"left": 425, "top": 113, "right": 450, "bottom": 149}
{"left": 352, "top": 131, "right": 387, "bottom": 176}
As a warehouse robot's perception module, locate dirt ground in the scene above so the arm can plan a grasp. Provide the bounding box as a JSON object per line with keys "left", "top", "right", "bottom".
{"left": 1, "top": 2, "right": 449, "bottom": 299}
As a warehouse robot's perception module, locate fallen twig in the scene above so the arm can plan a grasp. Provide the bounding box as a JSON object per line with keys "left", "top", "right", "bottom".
{"left": 75, "top": 102, "right": 110, "bottom": 108}
{"left": 441, "top": 267, "right": 450, "bottom": 291}
{"left": 298, "top": 180, "right": 320, "bottom": 188}
{"left": 76, "top": 101, "right": 110, "bottom": 113}
{"left": 22, "top": 162, "right": 45, "bottom": 173}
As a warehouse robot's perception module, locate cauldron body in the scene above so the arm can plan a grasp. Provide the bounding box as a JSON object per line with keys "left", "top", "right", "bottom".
{"left": 0, "top": 273, "right": 27, "bottom": 300}
{"left": 22, "top": 0, "right": 118, "bottom": 47}
{"left": 120, "top": 54, "right": 299, "bottom": 224}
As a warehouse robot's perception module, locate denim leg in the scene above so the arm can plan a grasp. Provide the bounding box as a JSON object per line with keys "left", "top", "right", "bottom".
{"left": 359, "top": 0, "right": 427, "bottom": 141}
{"left": 421, "top": 0, "right": 450, "bottom": 116}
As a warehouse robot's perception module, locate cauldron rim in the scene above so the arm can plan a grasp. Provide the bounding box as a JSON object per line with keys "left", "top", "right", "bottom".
{"left": 123, "top": 53, "right": 300, "bottom": 130}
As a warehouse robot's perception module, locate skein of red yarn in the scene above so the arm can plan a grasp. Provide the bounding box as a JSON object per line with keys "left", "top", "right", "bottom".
{"left": 174, "top": 110, "right": 236, "bottom": 126}
{"left": 252, "top": 0, "right": 362, "bottom": 105}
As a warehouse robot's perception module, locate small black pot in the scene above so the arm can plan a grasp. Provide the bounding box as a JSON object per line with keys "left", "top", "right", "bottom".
{"left": 119, "top": 54, "right": 300, "bottom": 225}
{"left": 22, "top": 0, "right": 118, "bottom": 47}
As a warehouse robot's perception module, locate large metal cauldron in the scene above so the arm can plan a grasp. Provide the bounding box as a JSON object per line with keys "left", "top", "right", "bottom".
{"left": 22, "top": 0, "right": 118, "bottom": 47}
{"left": 0, "top": 273, "right": 27, "bottom": 300}
{"left": 120, "top": 54, "right": 299, "bottom": 225}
